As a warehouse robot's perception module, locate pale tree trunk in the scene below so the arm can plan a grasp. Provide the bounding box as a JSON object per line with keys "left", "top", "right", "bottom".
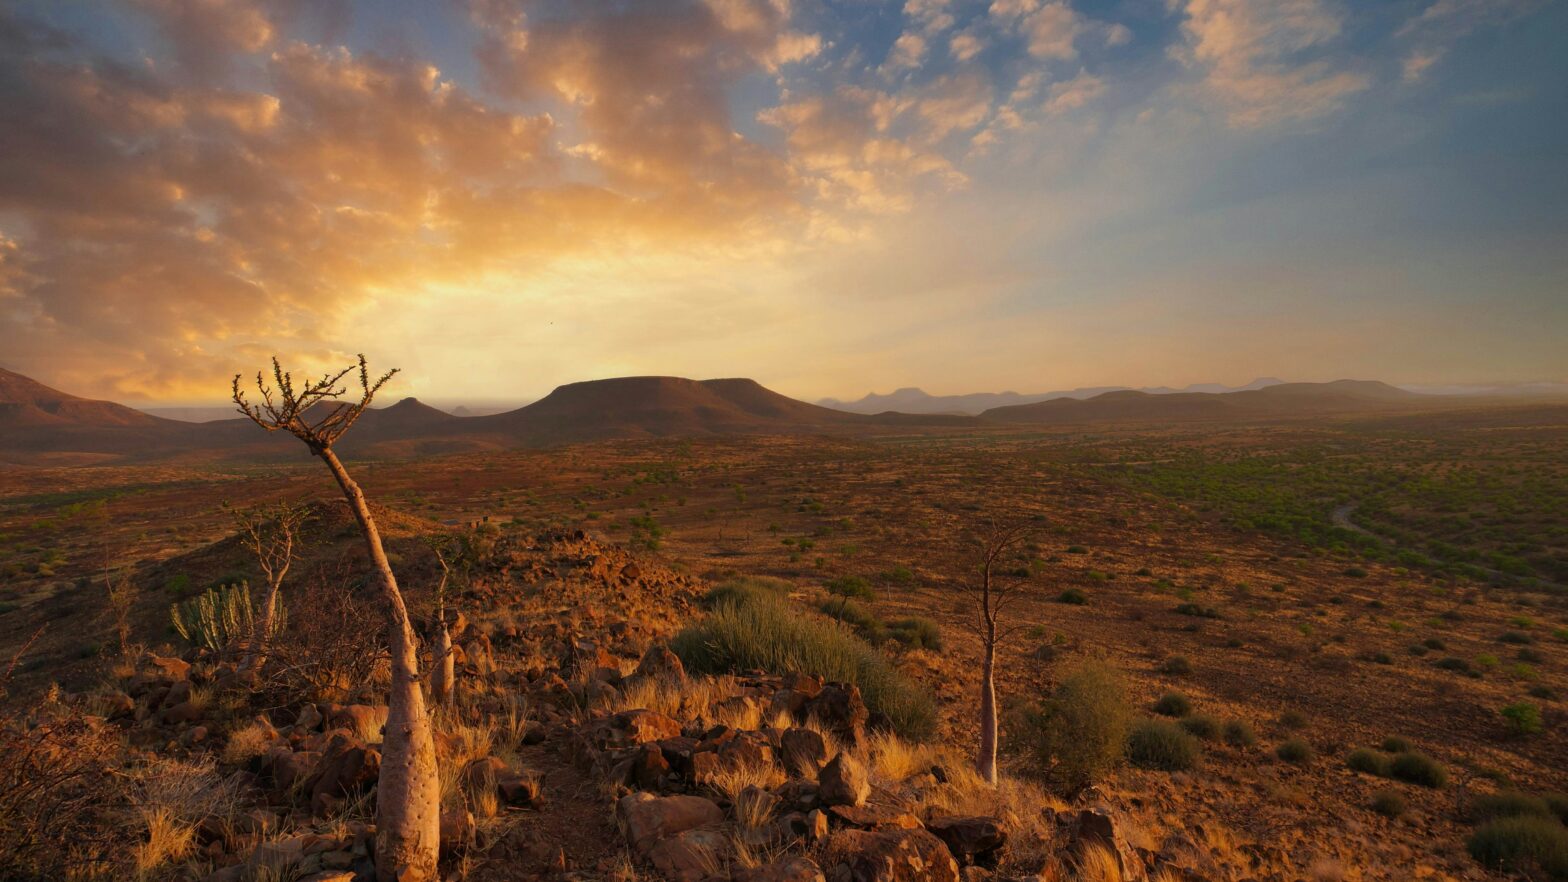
{"left": 431, "top": 623, "right": 454, "bottom": 707}
{"left": 319, "top": 448, "right": 440, "bottom": 882}
{"left": 240, "top": 572, "right": 284, "bottom": 677}
{"left": 977, "top": 631, "right": 999, "bottom": 785}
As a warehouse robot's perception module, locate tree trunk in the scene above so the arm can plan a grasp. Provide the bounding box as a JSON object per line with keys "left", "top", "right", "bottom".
{"left": 977, "top": 634, "right": 998, "bottom": 786}
{"left": 318, "top": 447, "right": 441, "bottom": 882}
{"left": 239, "top": 577, "right": 281, "bottom": 677}
{"left": 431, "top": 623, "right": 454, "bottom": 707}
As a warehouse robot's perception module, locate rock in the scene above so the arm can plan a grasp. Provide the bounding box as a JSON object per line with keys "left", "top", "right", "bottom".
{"left": 647, "top": 828, "right": 729, "bottom": 882}
{"left": 295, "top": 873, "right": 355, "bottom": 882}
{"left": 611, "top": 709, "right": 683, "bottom": 745}
{"left": 926, "top": 816, "right": 1008, "bottom": 868}
{"left": 267, "top": 747, "right": 321, "bottom": 793}
{"left": 826, "top": 827, "right": 960, "bottom": 882}
{"left": 805, "top": 683, "right": 868, "bottom": 745}
{"left": 103, "top": 692, "right": 136, "bottom": 720}
{"left": 180, "top": 725, "right": 210, "bottom": 747}
{"left": 440, "top": 807, "right": 475, "bottom": 855}
{"left": 617, "top": 792, "right": 725, "bottom": 853}
{"left": 144, "top": 654, "right": 191, "bottom": 681}
{"left": 629, "top": 742, "right": 671, "bottom": 790}
{"left": 818, "top": 753, "right": 871, "bottom": 808}
{"left": 735, "top": 856, "right": 827, "bottom": 882}
{"left": 807, "top": 808, "right": 832, "bottom": 842}
{"left": 327, "top": 705, "right": 386, "bottom": 741}
{"left": 463, "top": 756, "right": 541, "bottom": 807}
{"left": 295, "top": 703, "right": 323, "bottom": 731}
{"left": 828, "top": 805, "right": 921, "bottom": 830}
{"left": 307, "top": 735, "right": 380, "bottom": 816}
{"left": 161, "top": 700, "right": 204, "bottom": 725}
{"left": 1062, "top": 809, "right": 1145, "bottom": 882}
{"left": 781, "top": 727, "right": 829, "bottom": 778}
{"left": 633, "top": 645, "right": 686, "bottom": 682}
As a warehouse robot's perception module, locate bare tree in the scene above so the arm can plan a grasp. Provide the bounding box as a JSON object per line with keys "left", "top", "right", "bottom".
{"left": 962, "top": 521, "right": 1034, "bottom": 786}
{"left": 426, "top": 538, "right": 457, "bottom": 708}
{"left": 102, "top": 563, "right": 138, "bottom": 658}
{"left": 228, "top": 501, "right": 308, "bottom": 677}
{"left": 233, "top": 355, "right": 439, "bottom": 882}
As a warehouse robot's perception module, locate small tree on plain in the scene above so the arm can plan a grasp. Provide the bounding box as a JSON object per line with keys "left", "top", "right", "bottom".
{"left": 426, "top": 537, "right": 457, "bottom": 707}
{"left": 228, "top": 501, "right": 308, "bottom": 677}
{"left": 963, "top": 521, "right": 1034, "bottom": 786}
{"left": 233, "top": 355, "right": 439, "bottom": 882}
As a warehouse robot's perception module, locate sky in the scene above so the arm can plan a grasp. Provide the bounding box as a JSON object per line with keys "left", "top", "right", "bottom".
{"left": 0, "top": 0, "right": 1565, "bottom": 405}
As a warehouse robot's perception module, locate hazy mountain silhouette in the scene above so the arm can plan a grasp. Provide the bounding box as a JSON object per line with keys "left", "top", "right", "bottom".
{"left": 820, "top": 378, "right": 1286, "bottom": 415}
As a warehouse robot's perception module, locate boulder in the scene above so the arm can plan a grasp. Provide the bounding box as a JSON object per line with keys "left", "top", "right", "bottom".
{"left": 1062, "top": 809, "right": 1145, "bottom": 882}
{"left": 617, "top": 792, "right": 725, "bottom": 853}
{"left": 781, "top": 727, "right": 829, "bottom": 778}
{"left": 926, "top": 816, "right": 1008, "bottom": 868}
{"left": 826, "top": 827, "right": 960, "bottom": 882}
{"left": 440, "top": 807, "right": 475, "bottom": 856}
{"left": 735, "top": 856, "right": 828, "bottom": 882}
{"left": 646, "top": 828, "right": 729, "bottom": 882}
{"left": 307, "top": 735, "right": 380, "bottom": 816}
{"left": 633, "top": 645, "right": 686, "bottom": 683}
{"left": 804, "top": 684, "right": 868, "bottom": 745}
{"left": 828, "top": 805, "right": 921, "bottom": 831}
{"left": 818, "top": 753, "right": 871, "bottom": 808}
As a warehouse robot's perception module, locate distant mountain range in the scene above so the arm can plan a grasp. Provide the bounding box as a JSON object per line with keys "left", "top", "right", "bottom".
{"left": 818, "top": 378, "right": 1287, "bottom": 415}
{"left": 2, "top": 367, "right": 1562, "bottom": 465}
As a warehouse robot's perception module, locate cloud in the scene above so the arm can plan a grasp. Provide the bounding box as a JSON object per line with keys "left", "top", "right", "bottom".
{"left": 1396, "top": 0, "right": 1541, "bottom": 83}
{"left": 949, "top": 29, "right": 986, "bottom": 61}
{"left": 884, "top": 31, "right": 928, "bottom": 72}
{"left": 1044, "top": 69, "right": 1105, "bottom": 114}
{"left": 1169, "top": 0, "right": 1369, "bottom": 127}
{"left": 990, "top": 0, "right": 1084, "bottom": 60}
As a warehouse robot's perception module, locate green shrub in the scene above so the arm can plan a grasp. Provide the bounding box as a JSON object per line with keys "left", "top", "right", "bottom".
{"left": 170, "top": 582, "right": 283, "bottom": 652}
{"left": 1180, "top": 714, "right": 1221, "bottom": 740}
{"left": 825, "top": 576, "right": 875, "bottom": 600}
{"left": 1279, "top": 710, "right": 1308, "bottom": 730}
{"left": 1502, "top": 702, "right": 1544, "bottom": 736}
{"left": 1371, "top": 789, "right": 1407, "bottom": 818}
{"left": 1276, "top": 738, "right": 1314, "bottom": 764}
{"left": 1159, "top": 656, "right": 1193, "bottom": 675}
{"left": 1389, "top": 751, "right": 1447, "bottom": 788}
{"left": 1467, "top": 817, "right": 1568, "bottom": 877}
{"left": 1544, "top": 793, "right": 1568, "bottom": 826}
{"left": 1127, "top": 719, "right": 1199, "bottom": 771}
{"left": 1499, "top": 630, "right": 1535, "bottom": 645}
{"left": 886, "top": 617, "right": 942, "bottom": 651}
{"left": 702, "top": 576, "right": 791, "bottom": 609}
{"left": 1174, "top": 603, "right": 1220, "bottom": 619}
{"left": 1223, "top": 719, "right": 1257, "bottom": 747}
{"left": 1381, "top": 736, "right": 1412, "bottom": 753}
{"left": 1153, "top": 692, "right": 1191, "bottom": 717}
{"left": 1471, "top": 791, "right": 1551, "bottom": 822}
{"left": 1346, "top": 748, "right": 1390, "bottom": 776}
{"left": 1018, "top": 660, "right": 1133, "bottom": 789}
{"left": 671, "top": 587, "right": 936, "bottom": 739}
{"left": 1057, "top": 588, "right": 1089, "bottom": 605}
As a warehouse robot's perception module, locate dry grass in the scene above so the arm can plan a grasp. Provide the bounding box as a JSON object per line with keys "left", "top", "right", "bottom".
{"left": 348, "top": 705, "right": 390, "bottom": 744}
{"left": 731, "top": 785, "right": 777, "bottom": 832}
{"left": 703, "top": 755, "right": 785, "bottom": 802}
{"left": 711, "top": 697, "right": 764, "bottom": 732}
{"left": 220, "top": 720, "right": 276, "bottom": 765}
{"left": 855, "top": 729, "right": 937, "bottom": 785}
{"left": 133, "top": 806, "right": 196, "bottom": 879}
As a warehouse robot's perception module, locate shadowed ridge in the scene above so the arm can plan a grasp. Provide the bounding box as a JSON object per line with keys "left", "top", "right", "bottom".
{"left": 0, "top": 366, "right": 169, "bottom": 428}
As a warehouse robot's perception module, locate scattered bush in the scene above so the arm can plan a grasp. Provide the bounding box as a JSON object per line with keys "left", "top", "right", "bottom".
{"left": 1158, "top": 656, "right": 1193, "bottom": 675}
{"left": 1276, "top": 738, "right": 1314, "bottom": 764}
{"left": 1127, "top": 719, "right": 1199, "bottom": 771}
{"left": 817, "top": 597, "right": 886, "bottom": 643}
{"left": 1279, "top": 710, "right": 1308, "bottom": 730}
{"left": 1499, "top": 630, "right": 1535, "bottom": 645}
{"left": 1389, "top": 752, "right": 1447, "bottom": 788}
{"left": 1153, "top": 692, "right": 1191, "bottom": 717}
{"left": 1057, "top": 588, "right": 1089, "bottom": 605}
{"left": 671, "top": 586, "right": 936, "bottom": 739}
{"left": 1346, "top": 748, "right": 1390, "bottom": 776}
{"left": 1371, "top": 789, "right": 1407, "bottom": 818}
{"left": 1544, "top": 793, "right": 1568, "bottom": 826}
{"left": 702, "top": 576, "right": 790, "bottom": 609}
{"left": 1223, "top": 719, "right": 1258, "bottom": 747}
{"left": 1471, "top": 791, "right": 1552, "bottom": 823}
{"left": 886, "top": 617, "right": 942, "bottom": 651}
{"left": 1174, "top": 603, "right": 1220, "bottom": 619}
{"left": 1381, "top": 736, "right": 1412, "bottom": 753}
{"left": 1467, "top": 817, "right": 1568, "bottom": 877}
{"left": 1018, "top": 660, "right": 1134, "bottom": 789}
{"left": 1502, "top": 702, "right": 1544, "bottom": 737}
{"left": 824, "top": 576, "right": 875, "bottom": 600}
{"left": 1180, "top": 714, "right": 1221, "bottom": 740}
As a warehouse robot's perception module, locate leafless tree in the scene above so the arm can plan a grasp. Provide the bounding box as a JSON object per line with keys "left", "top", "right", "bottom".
{"left": 962, "top": 521, "right": 1035, "bottom": 786}
{"left": 233, "top": 355, "right": 439, "bottom": 882}
{"left": 426, "top": 537, "right": 457, "bottom": 707}
{"left": 228, "top": 501, "right": 308, "bottom": 677}
{"left": 102, "top": 563, "right": 138, "bottom": 658}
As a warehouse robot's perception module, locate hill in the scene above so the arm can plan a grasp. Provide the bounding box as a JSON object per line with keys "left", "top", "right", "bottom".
{"left": 821, "top": 378, "right": 1286, "bottom": 415}
{"left": 981, "top": 379, "right": 1426, "bottom": 424}
{"left": 0, "top": 367, "right": 169, "bottom": 429}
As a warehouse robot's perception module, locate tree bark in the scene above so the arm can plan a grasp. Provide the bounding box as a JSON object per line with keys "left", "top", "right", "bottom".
{"left": 239, "top": 576, "right": 282, "bottom": 677}
{"left": 431, "top": 623, "right": 454, "bottom": 707}
{"left": 977, "top": 632, "right": 999, "bottom": 785}
{"left": 318, "top": 447, "right": 441, "bottom": 882}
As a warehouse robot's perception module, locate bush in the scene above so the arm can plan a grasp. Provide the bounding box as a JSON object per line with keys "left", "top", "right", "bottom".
{"left": 1180, "top": 714, "right": 1221, "bottom": 740}
{"left": 1371, "top": 789, "right": 1407, "bottom": 818}
{"left": 1471, "top": 791, "right": 1552, "bottom": 822}
{"left": 1502, "top": 702, "right": 1544, "bottom": 736}
{"left": 671, "top": 587, "right": 936, "bottom": 739}
{"left": 1276, "top": 738, "right": 1314, "bottom": 763}
{"left": 886, "top": 617, "right": 942, "bottom": 651}
{"left": 817, "top": 597, "right": 886, "bottom": 643}
{"left": 1389, "top": 751, "right": 1447, "bottom": 788}
{"left": 1159, "top": 656, "right": 1193, "bottom": 675}
{"left": 1019, "top": 660, "right": 1133, "bottom": 789}
{"left": 1153, "top": 692, "right": 1192, "bottom": 717}
{"left": 1544, "top": 793, "right": 1568, "bottom": 826}
{"left": 1127, "top": 719, "right": 1199, "bottom": 771}
{"left": 824, "top": 576, "right": 875, "bottom": 600}
{"left": 169, "top": 582, "right": 283, "bottom": 652}
{"left": 1174, "top": 603, "right": 1220, "bottom": 619}
{"left": 1467, "top": 817, "right": 1568, "bottom": 877}
{"left": 1057, "top": 588, "right": 1089, "bottom": 605}
{"left": 1223, "top": 719, "right": 1257, "bottom": 748}
{"left": 702, "top": 576, "right": 791, "bottom": 609}
{"left": 1346, "top": 748, "right": 1390, "bottom": 776}
{"left": 1381, "top": 736, "right": 1412, "bottom": 753}
{"left": 1279, "top": 710, "right": 1308, "bottom": 730}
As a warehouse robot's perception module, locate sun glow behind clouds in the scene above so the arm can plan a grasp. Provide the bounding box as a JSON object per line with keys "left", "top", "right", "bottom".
{"left": 0, "top": 0, "right": 1564, "bottom": 403}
